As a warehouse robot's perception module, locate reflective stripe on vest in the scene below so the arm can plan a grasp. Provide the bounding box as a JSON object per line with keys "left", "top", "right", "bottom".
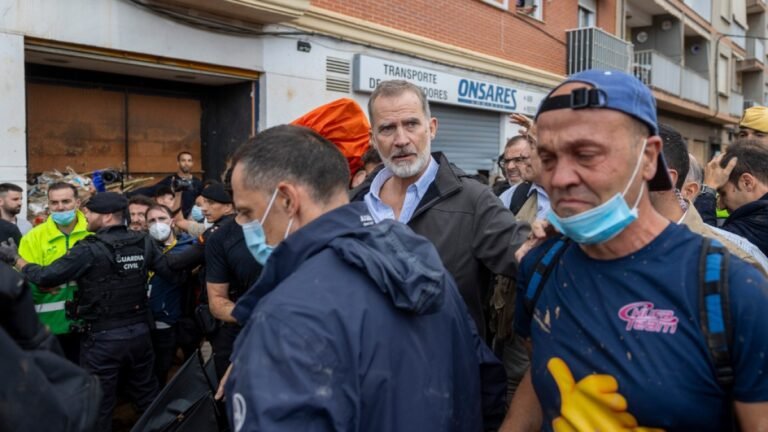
{"left": 35, "top": 300, "right": 66, "bottom": 313}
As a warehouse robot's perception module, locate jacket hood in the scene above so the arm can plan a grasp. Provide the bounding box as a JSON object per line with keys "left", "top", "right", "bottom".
{"left": 233, "top": 202, "right": 447, "bottom": 324}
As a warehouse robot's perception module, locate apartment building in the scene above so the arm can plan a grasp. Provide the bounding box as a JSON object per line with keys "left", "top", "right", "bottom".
{"left": 619, "top": 0, "right": 767, "bottom": 163}
{"left": 0, "top": 0, "right": 627, "bottom": 188}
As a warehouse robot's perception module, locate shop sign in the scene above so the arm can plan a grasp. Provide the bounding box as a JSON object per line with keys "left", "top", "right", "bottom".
{"left": 353, "top": 54, "right": 547, "bottom": 114}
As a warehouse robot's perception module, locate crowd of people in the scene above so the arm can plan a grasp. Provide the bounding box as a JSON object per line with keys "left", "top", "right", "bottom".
{"left": 1, "top": 70, "right": 768, "bottom": 432}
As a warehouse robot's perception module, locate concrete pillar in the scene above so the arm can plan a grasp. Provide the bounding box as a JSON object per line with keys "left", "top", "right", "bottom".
{"left": 0, "top": 31, "right": 27, "bottom": 205}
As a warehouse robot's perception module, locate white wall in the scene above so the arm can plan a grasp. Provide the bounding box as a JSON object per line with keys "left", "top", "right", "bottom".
{"left": 0, "top": 0, "right": 265, "bottom": 71}
{"left": 0, "top": 31, "right": 27, "bottom": 196}
{"left": 259, "top": 35, "right": 369, "bottom": 129}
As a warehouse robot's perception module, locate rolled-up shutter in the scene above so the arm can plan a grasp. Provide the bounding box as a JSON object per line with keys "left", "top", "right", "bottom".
{"left": 430, "top": 104, "right": 501, "bottom": 174}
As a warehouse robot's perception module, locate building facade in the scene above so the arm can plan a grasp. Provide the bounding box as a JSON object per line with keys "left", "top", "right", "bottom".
{"left": 0, "top": 0, "right": 625, "bottom": 193}
{"left": 621, "top": 0, "right": 767, "bottom": 163}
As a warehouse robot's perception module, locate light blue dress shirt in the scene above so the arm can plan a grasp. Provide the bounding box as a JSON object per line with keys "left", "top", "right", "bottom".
{"left": 364, "top": 157, "right": 439, "bottom": 223}
{"left": 498, "top": 182, "right": 551, "bottom": 220}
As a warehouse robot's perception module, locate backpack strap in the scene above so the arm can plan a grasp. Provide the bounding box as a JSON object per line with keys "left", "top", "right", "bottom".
{"left": 524, "top": 237, "right": 570, "bottom": 318}
{"left": 698, "top": 237, "right": 734, "bottom": 390}
{"left": 508, "top": 182, "right": 533, "bottom": 215}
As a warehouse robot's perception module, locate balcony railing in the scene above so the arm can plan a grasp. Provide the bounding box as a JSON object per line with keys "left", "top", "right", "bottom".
{"left": 747, "top": 38, "right": 765, "bottom": 62}
{"left": 634, "top": 50, "right": 710, "bottom": 107}
{"left": 681, "top": 69, "right": 710, "bottom": 106}
{"left": 683, "top": 0, "right": 712, "bottom": 21}
{"left": 729, "top": 92, "right": 745, "bottom": 117}
{"left": 566, "top": 27, "right": 633, "bottom": 75}
{"left": 634, "top": 50, "right": 681, "bottom": 95}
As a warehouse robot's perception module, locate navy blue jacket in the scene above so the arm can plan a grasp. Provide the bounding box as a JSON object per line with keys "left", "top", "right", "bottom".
{"left": 722, "top": 192, "right": 768, "bottom": 256}
{"left": 148, "top": 233, "right": 196, "bottom": 325}
{"left": 226, "top": 202, "right": 506, "bottom": 432}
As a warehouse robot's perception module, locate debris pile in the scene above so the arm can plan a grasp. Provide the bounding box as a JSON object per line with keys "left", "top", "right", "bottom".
{"left": 27, "top": 167, "right": 154, "bottom": 222}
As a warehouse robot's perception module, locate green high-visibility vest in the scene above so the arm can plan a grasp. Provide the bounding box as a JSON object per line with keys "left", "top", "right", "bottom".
{"left": 18, "top": 211, "right": 91, "bottom": 335}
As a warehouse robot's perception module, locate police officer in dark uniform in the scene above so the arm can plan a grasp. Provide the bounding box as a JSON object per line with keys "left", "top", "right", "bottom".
{"left": 201, "top": 183, "right": 262, "bottom": 379}
{"left": 0, "top": 192, "right": 183, "bottom": 432}
{"left": 163, "top": 182, "right": 262, "bottom": 379}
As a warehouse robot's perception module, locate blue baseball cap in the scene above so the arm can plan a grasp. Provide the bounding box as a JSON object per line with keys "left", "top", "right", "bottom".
{"left": 536, "top": 69, "right": 672, "bottom": 191}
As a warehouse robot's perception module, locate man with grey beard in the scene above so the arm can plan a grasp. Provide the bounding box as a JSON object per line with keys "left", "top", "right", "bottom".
{"left": 351, "top": 80, "right": 531, "bottom": 340}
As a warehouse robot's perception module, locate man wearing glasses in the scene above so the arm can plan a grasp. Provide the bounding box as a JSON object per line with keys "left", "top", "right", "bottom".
{"left": 498, "top": 135, "right": 551, "bottom": 221}
{"left": 493, "top": 134, "right": 550, "bottom": 402}
{"left": 497, "top": 136, "right": 527, "bottom": 188}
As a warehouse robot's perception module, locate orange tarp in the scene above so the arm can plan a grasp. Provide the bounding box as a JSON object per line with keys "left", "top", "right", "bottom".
{"left": 291, "top": 98, "right": 371, "bottom": 177}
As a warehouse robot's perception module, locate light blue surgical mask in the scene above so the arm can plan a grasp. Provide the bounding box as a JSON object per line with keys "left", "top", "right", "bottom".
{"left": 242, "top": 190, "right": 294, "bottom": 265}
{"left": 51, "top": 209, "right": 76, "bottom": 226}
{"left": 190, "top": 205, "right": 205, "bottom": 222}
{"left": 547, "top": 139, "right": 647, "bottom": 245}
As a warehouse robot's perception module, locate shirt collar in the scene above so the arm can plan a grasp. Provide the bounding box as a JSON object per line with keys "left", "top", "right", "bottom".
{"left": 413, "top": 156, "right": 439, "bottom": 197}
{"left": 529, "top": 183, "right": 547, "bottom": 197}
{"left": 369, "top": 156, "right": 438, "bottom": 201}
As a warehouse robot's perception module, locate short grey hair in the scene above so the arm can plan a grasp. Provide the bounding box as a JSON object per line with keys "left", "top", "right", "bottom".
{"left": 231, "top": 125, "right": 350, "bottom": 204}
{"left": 368, "top": 80, "right": 431, "bottom": 123}
{"left": 686, "top": 154, "right": 703, "bottom": 184}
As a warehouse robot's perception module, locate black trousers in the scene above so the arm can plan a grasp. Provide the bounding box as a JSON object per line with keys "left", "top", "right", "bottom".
{"left": 151, "top": 324, "right": 177, "bottom": 386}
{"left": 210, "top": 324, "right": 241, "bottom": 380}
{"left": 176, "top": 316, "right": 203, "bottom": 361}
{"left": 56, "top": 332, "right": 81, "bottom": 364}
{"left": 80, "top": 322, "right": 159, "bottom": 432}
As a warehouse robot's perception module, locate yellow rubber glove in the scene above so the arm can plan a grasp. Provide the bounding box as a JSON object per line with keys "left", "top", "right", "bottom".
{"left": 548, "top": 357, "right": 664, "bottom": 432}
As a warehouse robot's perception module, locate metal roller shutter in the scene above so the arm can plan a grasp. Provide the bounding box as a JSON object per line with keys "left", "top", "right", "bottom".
{"left": 430, "top": 104, "right": 501, "bottom": 174}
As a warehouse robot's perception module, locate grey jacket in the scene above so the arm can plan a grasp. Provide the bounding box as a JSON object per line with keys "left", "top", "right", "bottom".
{"left": 352, "top": 152, "right": 531, "bottom": 338}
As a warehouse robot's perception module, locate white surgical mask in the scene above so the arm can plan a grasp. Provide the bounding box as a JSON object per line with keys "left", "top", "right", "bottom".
{"left": 149, "top": 222, "right": 172, "bottom": 242}
{"left": 242, "top": 189, "right": 294, "bottom": 265}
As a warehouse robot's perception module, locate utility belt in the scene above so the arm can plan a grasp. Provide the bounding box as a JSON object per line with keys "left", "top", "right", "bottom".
{"left": 68, "top": 320, "right": 91, "bottom": 335}
{"left": 65, "top": 300, "right": 147, "bottom": 333}
{"left": 67, "top": 316, "right": 148, "bottom": 333}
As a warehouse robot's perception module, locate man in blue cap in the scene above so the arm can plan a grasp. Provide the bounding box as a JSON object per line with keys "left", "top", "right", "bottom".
{"left": 0, "top": 191, "right": 185, "bottom": 432}
{"left": 500, "top": 70, "right": 768, "bottom": 431}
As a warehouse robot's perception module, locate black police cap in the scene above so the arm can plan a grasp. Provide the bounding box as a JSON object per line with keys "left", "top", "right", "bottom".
{"left": 201, "top": 183, "right": 232, "bottom": 204}
{"left": 85, "top": 192, "right": 128, "bottom": 214}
